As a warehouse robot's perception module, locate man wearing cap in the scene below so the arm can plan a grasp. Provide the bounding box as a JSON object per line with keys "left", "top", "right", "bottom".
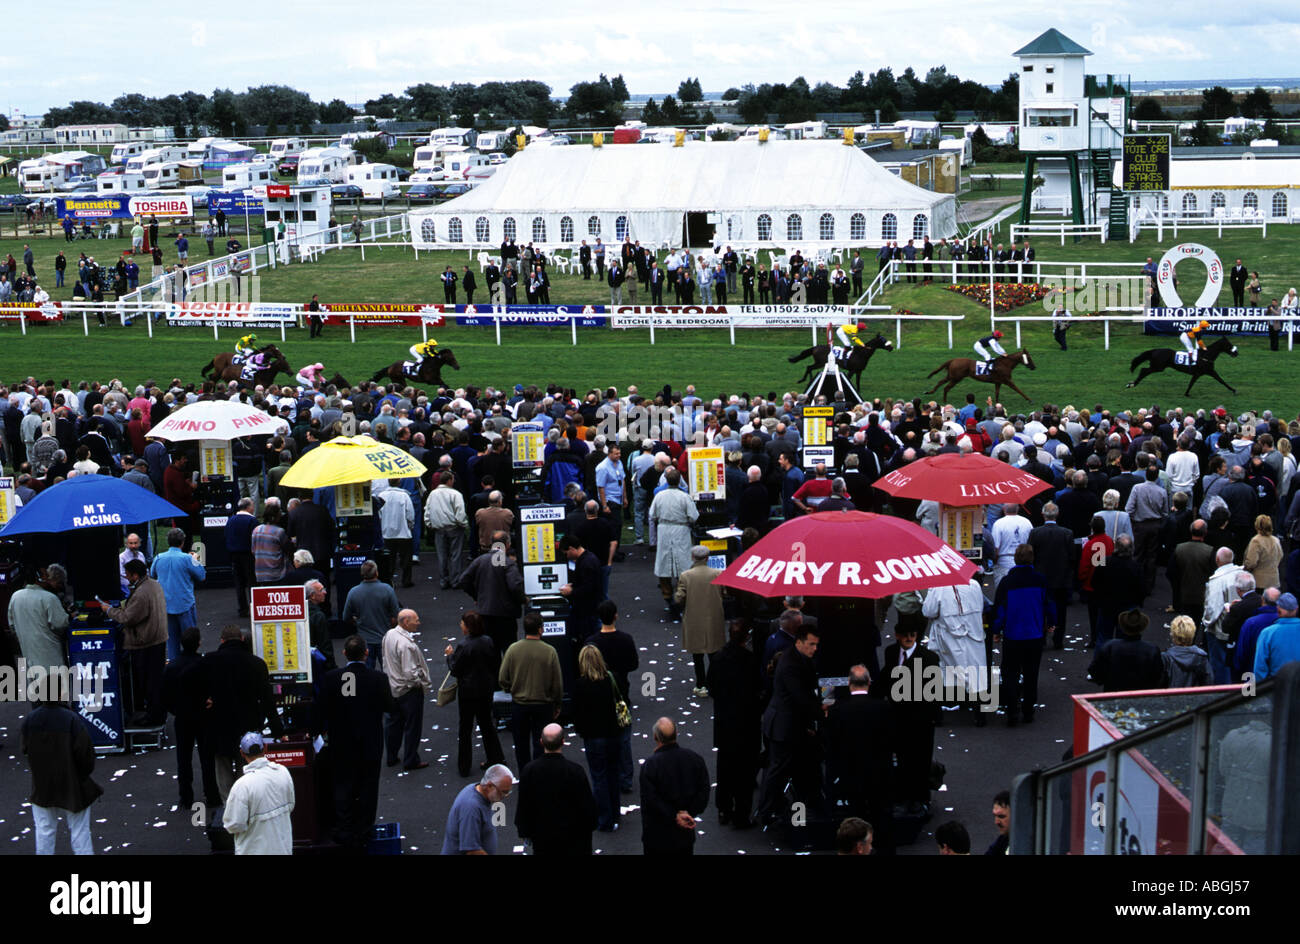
{"left": 1088, "top": 609, "right": 1167, "bottom": 692}
{"left": 222, "top": 732, "right": 295, "bottom": 855}
{"left": 1253, "top": 593, "right": 1300, "bottom": 681}
{"left": 442, "top": 763, "right": 516, "bottom": 854}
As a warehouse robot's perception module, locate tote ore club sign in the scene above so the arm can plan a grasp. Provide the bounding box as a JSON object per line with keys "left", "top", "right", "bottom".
{"left": 1122, "top": 134, "right": 1171, "bottom": 192}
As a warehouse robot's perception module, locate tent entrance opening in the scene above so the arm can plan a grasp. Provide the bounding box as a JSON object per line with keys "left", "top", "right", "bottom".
{"left": 683, "top": 212, "right": 712, "bottom": 248}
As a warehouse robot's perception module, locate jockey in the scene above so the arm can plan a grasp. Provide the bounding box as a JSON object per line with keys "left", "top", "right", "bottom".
{"left": 1180, "top": 319, "right": 1211, "bottom": 363}
{"left": 296, "top": 362, "right": 324, "bottom": 389}
{"left": 234, "top": 332, "right": 258, "bottom": 363}
{"left": 241, "top": 350, "right": 266, "bottom": 378}
{"left": 833, "top": 320, "right": 869, "bottom": 361}
{"left": 409, "top": 337, "right": 438, "bottom": 368}
{"left": 973, "top": 330, "right": 1006, "bottom": 363}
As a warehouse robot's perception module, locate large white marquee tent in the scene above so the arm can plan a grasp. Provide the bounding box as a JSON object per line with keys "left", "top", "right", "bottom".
{"left": 409, "top": 140, "right": 956, "bottom": 252}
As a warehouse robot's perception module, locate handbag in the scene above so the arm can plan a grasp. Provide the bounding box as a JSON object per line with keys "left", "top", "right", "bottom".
{"left": 608, "top": 671, "right": 631, "bottom": 728}
{"left": 436, "top": 670, "right": 458, "bottom": 707}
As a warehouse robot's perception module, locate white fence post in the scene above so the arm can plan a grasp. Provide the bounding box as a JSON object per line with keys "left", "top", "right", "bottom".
{"left": 570, "top": 313, "right": 577, "bottom": 346}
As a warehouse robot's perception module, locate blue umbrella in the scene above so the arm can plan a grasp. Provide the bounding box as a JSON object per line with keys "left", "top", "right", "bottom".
{"left": 0, "top": 474, "right": 188, "bottom": 538}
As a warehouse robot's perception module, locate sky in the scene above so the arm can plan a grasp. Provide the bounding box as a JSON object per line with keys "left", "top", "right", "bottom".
{"left": 8, "top": 1, "right": 1300, "bottom": 116}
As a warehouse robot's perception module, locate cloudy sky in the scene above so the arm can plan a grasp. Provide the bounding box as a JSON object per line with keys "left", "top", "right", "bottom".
{"left": 8, "top": 2, "right": 1300, "bottom": 115}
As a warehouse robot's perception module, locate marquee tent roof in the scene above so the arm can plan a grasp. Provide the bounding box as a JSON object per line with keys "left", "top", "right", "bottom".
{"left": 410, "top": 140, "right": 956, "bottom": 247}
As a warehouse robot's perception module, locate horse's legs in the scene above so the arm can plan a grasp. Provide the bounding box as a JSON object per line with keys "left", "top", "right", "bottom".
{"left": 943, "top": 380, "right": 959, "bottom": 400}
{"left": 1004, "top": 379, "right": 1031, "bottom": 402}
{"left": 1184, "top": 373, "right": 1200, "bottom": 397}
{"left": 926, "top": 374, "right": 948, "bottom": 395}
{"left": 1206, "top": 369, "right": 1237, "bottom": 395}
{"left": 1126, "top": 368, "right": 1154, "bottom": 389}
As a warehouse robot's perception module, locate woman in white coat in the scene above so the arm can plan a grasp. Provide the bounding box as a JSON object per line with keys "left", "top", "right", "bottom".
{"left": 650, "top": 468, "right": 699, "bottom": 616}
{"left": 921, "top": 577, "right": 990, "bottom": 725}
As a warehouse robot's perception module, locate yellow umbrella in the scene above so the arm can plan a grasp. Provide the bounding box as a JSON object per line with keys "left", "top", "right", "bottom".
{"left": 280, "top": 435, "right": 427, "bottom": 489}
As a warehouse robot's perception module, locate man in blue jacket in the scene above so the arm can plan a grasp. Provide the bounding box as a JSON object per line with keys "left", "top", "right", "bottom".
{"left": 150, "top": 527, "right": 206, "bottom": 661}
{"left": 992, "top": 544, "right": 1055, "bottom": 726}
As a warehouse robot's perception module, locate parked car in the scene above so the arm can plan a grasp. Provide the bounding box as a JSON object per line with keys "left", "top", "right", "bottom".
{"left": 57, "top": 174, "right": 96, "bottom": 192}
{"left": 331, "top": 184, "right": 363, "bottom": 200}
{"left": 405, "top": 183, "right": 442, "bottom": 202}
{"left": 297, "top": 174, "right": 330, "bottom": 187}
{"left": 278, "top": 155, "right": 300, "bottom": 175}
{"left": 395, "top": 167, "right": 412, "bottom": 181}
{"left": 0, "top": 194, "right": 33, "bottom": 209}
{"left": 486, "top": 152, "right": 507, "bottom": 165}
{"left": 407, "top": 168, "right": 442, "bottom": 184}
{"left": 437, "top": 183, "right": 470, "bottom": 199}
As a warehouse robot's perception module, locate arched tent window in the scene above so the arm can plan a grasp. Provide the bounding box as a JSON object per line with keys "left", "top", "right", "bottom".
{"left": 1243, "top": 192, "right": 1259, "bottom": 211}
{"left": 560, "top": 216, "right": 574, "bottom": 242}
{"left": 881, "top": 213, "right": 897, "bottom": 240}
{"left": 1272, "top": 192, "right": 1288, "bottom": 218}
{"left": 588, "top": 215, "right": 601, "bottom": 237}
{"left": 1210, "top": 192, "right": 1226, "bottom": 210}
{"left": 615, "top": 215, "right": 629, "bottom": 240}
{"left": 757, "top": 214, "right": 772, "bottom": 240}
{"left": 912, "top": 214, "right": 928, "bottom": 239}
{"left": 448, "top": 217, "right": 463, "bottom": 243}
{"left": 503, "top": 217, "right": 516, "bottom": 241}
{"left": 475, "top": 217, "right": 490, "bottom": 242}
{"left": 850, "top": 213, "right": 866, "bottom": 241}
{"left": 786, "top": 213, "right": 802, "bottom": 241}
{"left": 819, "top": 213, "right": 835, "bottom": 241}
{"left": 1181, "top": 193, "right": 1197, "bottom": 214}
{"left": 420, "top": 218, "right": 437, "bottom": 243}
{"left": 531, "top": 216, "right": 546, "bottom": 242}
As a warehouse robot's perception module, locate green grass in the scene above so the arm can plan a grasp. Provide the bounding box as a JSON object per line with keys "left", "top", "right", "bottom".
{"left": 0, "top": 226, "right": 1297, "bottom": 416}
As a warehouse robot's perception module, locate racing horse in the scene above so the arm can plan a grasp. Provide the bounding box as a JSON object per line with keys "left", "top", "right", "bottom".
{"left": 1126, "top": 336, "right": 1238, "bottom": 396}
{"left": 789, "top": 333, "right": 894, "bottom": 390}
{"left": 926, "top": 349, "right": 1037, "bottom": 402}
{"left": 324, "top": 372, "right": 351, "bottom": 390}
{"left": 201, "top": 344, "right": 283, "bottom": 382}
{"left": 371, "top": 347, "right": 461, "bottom": 386}
{"left": 216, "top": 348, "right": 293, "bottom": 387}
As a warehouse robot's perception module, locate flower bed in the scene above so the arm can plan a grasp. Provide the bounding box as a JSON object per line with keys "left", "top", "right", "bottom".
{"left": 947, "top": 282, "right": 1053, "bottom": 313}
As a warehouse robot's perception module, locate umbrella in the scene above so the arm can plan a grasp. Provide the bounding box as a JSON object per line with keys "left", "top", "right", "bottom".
{"left": 149, "top": 399, "right": 290, "bottom": 442}
{"left": 712, "top": 511, "right": 977, "bottom": 599}
{"left": 873, "top": 452, "right": 1052, "bottom": 506}
{"left": 279, "top": 435, "right": 427, "bottom": 489}
{"left": 0, "top": 474, "right": 188, "bottom": 538}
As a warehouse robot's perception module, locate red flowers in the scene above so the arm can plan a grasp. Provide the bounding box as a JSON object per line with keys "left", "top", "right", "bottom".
{"left": 946, "top": 282, "right": 1052, "bottom": 313}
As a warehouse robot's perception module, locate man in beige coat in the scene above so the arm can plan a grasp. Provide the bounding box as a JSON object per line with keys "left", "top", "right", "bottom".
{"left": 675, "top": 546, "right": 725, "bottom": 696}
{"left": 100, "top": 558, "right": 168, "bottom": 726}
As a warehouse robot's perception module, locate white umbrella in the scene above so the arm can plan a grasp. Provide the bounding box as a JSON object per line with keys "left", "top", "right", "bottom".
{"left": 148, "top": 399, "right": 290, "bottom": 442}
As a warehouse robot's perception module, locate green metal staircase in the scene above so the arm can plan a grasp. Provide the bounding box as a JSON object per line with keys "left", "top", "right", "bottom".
{"left": 1091, "top": 147, "right": 1127, "bottom": 232}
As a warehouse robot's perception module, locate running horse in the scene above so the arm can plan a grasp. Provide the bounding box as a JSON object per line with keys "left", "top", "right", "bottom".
{"left": 789, "top": 333, "right": 894, "bottom": 389}
{"left": 202, "top": 344, "right": 282, "bottom": 382}
{"left": 371, "top": 348, "right": 461, "bottom": 386}
{"left": 214, "top": 346, "right": 292, "bottom": 386}
{"left": 926, "top": 349, "right": 1037, "bottom": 402}
{"left": 1126, "top": 336, "right": 1238, "bottom": 396}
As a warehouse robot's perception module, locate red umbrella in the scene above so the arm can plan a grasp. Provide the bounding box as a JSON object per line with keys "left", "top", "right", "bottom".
{"left": 873, "top": 452, "right": 1052, "bottom": 506}
{"left": 713, "top": 511, "right": 977, "bottom": 598}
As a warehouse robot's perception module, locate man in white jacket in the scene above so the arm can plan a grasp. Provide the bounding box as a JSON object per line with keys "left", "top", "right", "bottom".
{"left": 424, "top": 471, "right": 468, "bottom": 589}
{"left": 921, "top": 578, "right": 991, "bottom": 724}
{"left": 375, "top": 478, "right": 416, "bottom": 589}
{"left": 222, "top": 732, "right": 295, "bottom": 855}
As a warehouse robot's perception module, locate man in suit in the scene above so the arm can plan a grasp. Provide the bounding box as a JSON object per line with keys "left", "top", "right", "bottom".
{"left": 639, "top": 717, "right": 710, "bottom": 855}
{"left": 649, "top": 262, "right": 665, "bottom": 304}
{"left": 675, "top": 545, "right": 725, "bottom": 696}
{"left": 874, "top": 625, "right": 941, "bottom": 815}
{"left": 825, "top": 664, "right": 895, "bottom": 852}
{"left": 579, "top": 240, "right": 592, "bottom": 280}
{"left": 1088, "top": 608, "right": 1167, "bottom": 691}
{"left": 758, "top": 626, "right": 823, "bottom": 823}
{"left": 1230, "top": 259, "right": 1248, "bottom": 307}
{"left": 558, "top": 534, "right": 602, "bottom": 644}
{"left": 1028, "top": 502, "right": 1076, "bottom": 650}
{"left": 706, "top": 621, "right": 761, "bottom": 828}
{"left": 514, "top": 724, "right": 597, "bottom": 855}
{"left": 313, "top": 635, "right": 396, "bottom": 850}
{"left": 197, "top": 623, "right": 284, "bottom": 802}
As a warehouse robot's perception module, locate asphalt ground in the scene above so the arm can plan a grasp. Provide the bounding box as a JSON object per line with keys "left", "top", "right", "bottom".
{"left": 0, "top": 538, "right": 1140, "bottom": 858}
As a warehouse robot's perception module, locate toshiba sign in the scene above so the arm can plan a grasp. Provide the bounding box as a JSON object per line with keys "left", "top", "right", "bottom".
{"left": 129, "top": 194, "right": 193, "bottom": 218}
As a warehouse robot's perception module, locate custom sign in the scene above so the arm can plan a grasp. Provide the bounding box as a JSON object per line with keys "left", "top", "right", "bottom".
{"left": 0, "top": 300, "right": 63, "bottom": 322}
{"left": 129, "top": 194, "right": 194, "bottom": 219}
{"left": 522, "top": 522, "right": 555, "bottom": 564}
{"left": 1156, "top": 243, "right": 1222, "bottom": 309}
{"left": 68, "top": 625, "right": 124, "bottom": 752}
{"left": 250, "top": 585, "right": 312, "bottom": 683}
{"left": 57, "top": 195, "right": 132, "bottom": 220}
{"left": 939, "top": 503, "right": 982, "bottom": 560}
{"left": 511, "top": 422, "right": 544, "bottom": 468}
{"left": 165, "top": 301, "right": 298, "bottom": 328}
{"left": 266, "top": 184, "right": 291, "bottom": 199}
{"left": 335, "top": 482, "right": 371, "bottom": 517}
{"left": 199, "top": 440, "right": 232, "bottom": 479}
{"left": 319, "top": 303, "right": 445, "bottom": 327}
{"left": 610, "top": 304, "right": 850, "bottom": 328}
{"left": 0, "top": 477, "right": 15, "bottom": 526}
{"left": 1144, "top": 309, "right": 1273, "bottom": 336}
{"left": 205, "top": 191, "right": 265, "bottom": 216}
{"left": 523, "top": 562, "right": 566, "bottom": 596}
{"left": 454, "top": 305, "right": 607, "bottom": 327}
{"left": 687, "top": 446, "right": 725, "bottom": 500}
{"left": 1121, "top": 134, "right": 1171, "bottom": 192}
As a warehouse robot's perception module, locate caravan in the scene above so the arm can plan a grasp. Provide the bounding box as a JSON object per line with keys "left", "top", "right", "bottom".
{"left": 222, "top": 161, "right": 276, "bottom": 190}
{"left": 18, "top": 158, "right": 66, "bottom": 193}
{"left": 110, "top": 141, "right": 147, "bottom": 166}
{"left": 784, "top": 121, "right": 828, "bottom": 140}
{"left": 269, "top": 137, "right": 309, "bottom": 161}
{"left": 340, "top": 130, "right": 396, "bottom": 149}
{"left": 939, "top": 136, "right": 973, "bottom": 167}
{"left": 474, "top": 131, "right": 510, "bottom": 152}
{"left": 345, "top": 162, "right": 402, "bottom": 199}
{"left": 141, "top": 161, "right": 182, "bottom": 189}
{"left": 186, "top": 137, "right": 216, "bottom": 161}
{"left": 97, "top": 171, "right": 149, "bottom": 194}
{"left": 442, "top": 147, "right": 489, "bottom": 180}
{"left": 428, "top": 127, "right": 474, "bottom": 147}
{"left": 297, "top": 146, "right": 357, "bottom": 184}
{"left": 126, "top": 146, "right": 185, "bottom": 174}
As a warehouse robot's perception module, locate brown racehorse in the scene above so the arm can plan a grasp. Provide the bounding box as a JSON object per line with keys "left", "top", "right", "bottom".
{"left": 216, "top": 350, "right": 293, "bottom": 387}
{"left": 926, "top": 348, "right": 1037, "bottom": 402}
{"left": 201, "top": 344, "right": 284, "bottom": 382}
{"left": 371, "top": 348, "right": 460, "bottom": 387}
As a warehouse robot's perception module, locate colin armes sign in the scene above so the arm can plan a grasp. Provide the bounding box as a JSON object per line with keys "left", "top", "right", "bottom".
{"left": 1122, "top": 134, "right": 1171, "bottom": 192}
